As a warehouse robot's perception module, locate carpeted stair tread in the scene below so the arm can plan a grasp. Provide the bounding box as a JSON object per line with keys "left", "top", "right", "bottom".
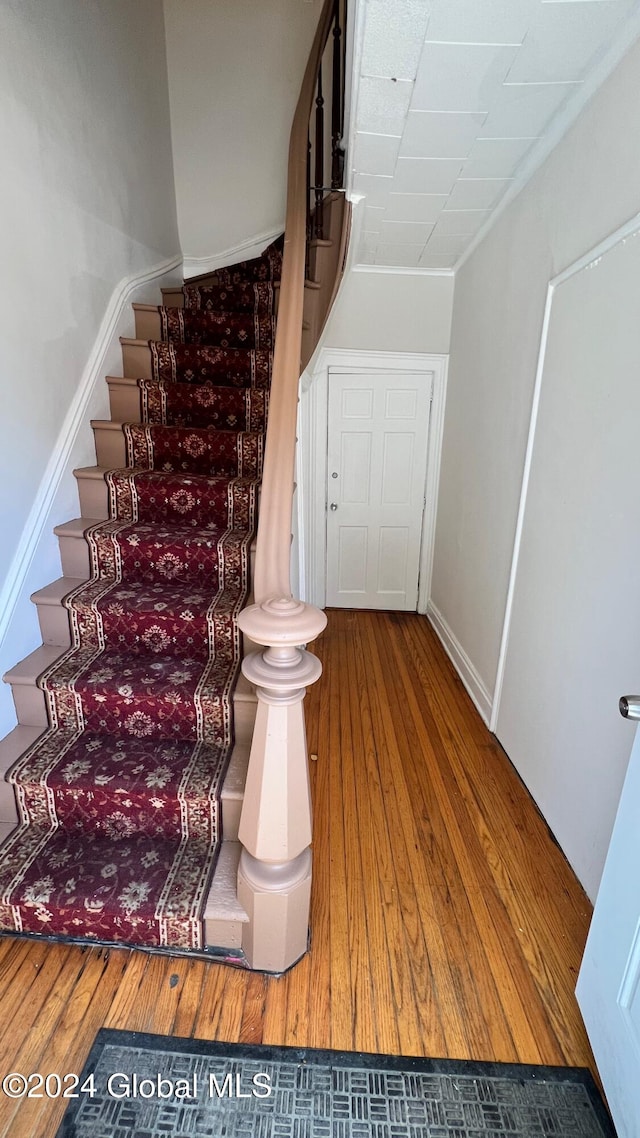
{"left": 212, "top": 240, "right": 283, "bottom": 285}
{"left": 64, "top": 577, "right": 246, "bottom": 659}
{"left": 9, "top": 730, "right": 228, "bottom": 842}
{"left": 182, "top": 281, "right": 274, "bottom": 313}
{"left": 86, "top": 520, "right": 252, "bottom": 586}
{"left": 150, "top": 342, "right": 272, "bottom": 387}
{"left": 0, "top": 826, "right": 216, "bottom": 948}
{"left": 123, "top": 423, "right": 264, "bottom": 478}
{"left": 159, "top": 307, "right": 275, "bottom": 350}
{"left": 38, "top": 647, "right": 239, "bottom": 746}
{"left": 138, "top": 380, "right": 269, "bottom": 431}
{"left": 104, "top": 468, "right": 258, "bottom": 529}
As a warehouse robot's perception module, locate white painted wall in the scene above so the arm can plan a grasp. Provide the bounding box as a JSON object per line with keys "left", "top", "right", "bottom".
{"left": 163, "top": 0, "right": 320, "bottom": 267}
{"left": 498, "top": 229, "right": 640, "bottom": 901}
{"left": 321, "top": 269, "right": 454, "bottom": 355}
{"left": 431, "top": 35, "right": 640, "bottom": 898}
{"left": 0, "top": 0, "right": 179, "bottom": 734}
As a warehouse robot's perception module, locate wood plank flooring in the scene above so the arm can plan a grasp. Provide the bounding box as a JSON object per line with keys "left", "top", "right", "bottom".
{"left": 0, "top": 610, "right": 596, "bottom": 1136}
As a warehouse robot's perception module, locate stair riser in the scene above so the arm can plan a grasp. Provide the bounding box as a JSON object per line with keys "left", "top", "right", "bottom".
{"left": 109, "top": 383, "right": 270, "bottom": 434}
{"left": 204, "top": 915, "right": 244, "bottom": 950}
{"left": 0, "top": 782, "right": 17, "bottom": 824}
{"left": 134, "top": 306, "right": 162, "bottom": 341}
{"left": 92, "top": 426, "right": 263, "bottom": 479}
{"left": 56, "top": 528, "right": 256, "bottom": 588}
{"left": 108, "top": 381, "right": 142, "bottom": 424}
{"left": 74, "top": 467, "right": 262, "bottom": 523}
{"left": 36, "top": 604, "right": 74, "bottom": 649}
{"left": 161, "top": 288, "right": 184, "bottom": 309}
{"left": 203, "top": 839, "right": 248, "bottom": 948}
{"left": 10, "top": 685, "right": 49, "bottom": 729}
{"left": 220, "top": 800, "right": 242, "bottom": 846}
{"left": 122, "top": 341, "right": 153, "bottom": 379}
{"left": 74, "top": 471, "right": 110, "bottom": 520}
{"left": 36, "top": 595, "right": 260, "bottom": 656}
{"left": 0, "top": 726, "right": 244, "bottom": 840}
{"left": 58, "top": 531, "right": 92, "bottom": 579}
{"left": 7, "top": 674, "right": 256, "bottom": 739}
{"left": 0, "top": 728, "right": 43, "bottom": 826}
{"left": 93, "top": 425, "right": 127, "bottom": 469}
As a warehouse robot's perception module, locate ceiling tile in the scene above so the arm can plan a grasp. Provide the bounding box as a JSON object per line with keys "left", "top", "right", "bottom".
{"left": 505, "top": 1, "right": 635, "bottom": 83}
{"left": 352, "top": 172, "right": 394, "bottom": 206}
{"left": 432, "top": 210, "right": 492, "bottom": 236}
{"left": 393, "top": 157, "right": 463, "bottom": 193}
{"left": 351, "top": 0, "right": 635, "bottom": 273}
{"left": 375, "top": 244, "right": 426, "bottom": 266}
{"left": 361, "top": 0, "right": 432, "bottom": 81}
{"left": 424, "top": 0, "right": 535, "bottom": 45}
{"left": 352, "top": 132, "right": 401, "bottom": 176}
{"left": 363, "top": 205, "right": 386, "bottom": 228}
{"left": 418, "top": 251, "right": 459, "bottom": 268}
{"left": 462, "top": 136, "right": 537, "bottom": 177}
{"left": 356, "top": 77, "right": 414, "bottom": 135}
{"left": 399, "top": 110, "right": 486, "bottom": 159}
{"left": 386, "top": 192, "right": 449, "bottom": 223}
{"left": 445, "top": 178, "right": 511, "bottom": 209}
{"left": 422, "top": 234, "right": 471, "bottom": 256}
{"left": 380, "top": 220, "right": 435, "bottom": 244}
{"left": 412, "top": 43, "right": 519, "bottom": 112}
{"left": 479, "top": 80, "right": 578, "bottom": 136}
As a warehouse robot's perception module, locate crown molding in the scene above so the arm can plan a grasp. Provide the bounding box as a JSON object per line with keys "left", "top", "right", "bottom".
{"left": 351, "top": 263, "right": 455, "bottom": 277}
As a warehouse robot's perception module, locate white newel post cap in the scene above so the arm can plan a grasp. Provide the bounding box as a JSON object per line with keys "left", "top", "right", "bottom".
{"left": 238, "top": 596, "right": 327, "bottom": 648}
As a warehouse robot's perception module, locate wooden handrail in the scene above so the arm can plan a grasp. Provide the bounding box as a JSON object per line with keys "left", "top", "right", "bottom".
{"left": 235, "top": 0, "right": 346, "bottom": 974}
{"left": 252, "top": 0, "right": 337, "bottom": 606}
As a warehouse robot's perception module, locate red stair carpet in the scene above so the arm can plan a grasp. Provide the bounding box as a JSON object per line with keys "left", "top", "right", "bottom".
{"left": 0, "top": 241, "right": 282, "bottom": 951}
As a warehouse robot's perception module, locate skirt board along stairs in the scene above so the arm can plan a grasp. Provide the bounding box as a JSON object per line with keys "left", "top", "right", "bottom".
{"left": 0, "top": 241, "right": 287, "bottom": 958}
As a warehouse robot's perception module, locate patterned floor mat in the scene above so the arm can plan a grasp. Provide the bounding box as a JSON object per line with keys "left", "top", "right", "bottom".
{"left": 55, "top": 1031, "right": 616, "bottom": 1137}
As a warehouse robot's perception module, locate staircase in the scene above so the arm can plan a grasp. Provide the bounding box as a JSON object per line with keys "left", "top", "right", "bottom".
{"left": 0, "top": 242, "right": 284, "bottom": 957}
{"left": 0, "top": 0, "right": 348, "bottom": 972}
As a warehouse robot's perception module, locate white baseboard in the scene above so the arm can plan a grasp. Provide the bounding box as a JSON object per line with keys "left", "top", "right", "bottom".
{"left": 426, "top": 601, "right": 493, "bottom": 726}
{"left": 183, "top": 226, "right": 283, "bottom": 279}
{"left": 0, "top": 253, "right": 182, "bottom": 716}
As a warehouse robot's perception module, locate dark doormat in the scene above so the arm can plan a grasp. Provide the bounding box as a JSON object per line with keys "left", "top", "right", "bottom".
{"left": 55, "top": 1028, "right": 615, "bottom": 1137}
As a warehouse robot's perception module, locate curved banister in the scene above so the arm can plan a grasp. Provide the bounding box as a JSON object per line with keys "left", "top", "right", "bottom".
{"left": 235, "top": 0, "right": 346, "bottom": 973}
{"left": 252, "top": 0, "right": 337, "bottom": 605}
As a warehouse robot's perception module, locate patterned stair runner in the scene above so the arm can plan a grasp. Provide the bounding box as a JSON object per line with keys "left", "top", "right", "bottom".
{"left": 0, "top": 240, "right": 281, "bottom": 951}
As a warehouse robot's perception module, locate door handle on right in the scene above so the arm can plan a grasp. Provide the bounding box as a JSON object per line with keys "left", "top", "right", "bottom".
{"left": 619, "top": 695, "right": 640, "bottom": 720}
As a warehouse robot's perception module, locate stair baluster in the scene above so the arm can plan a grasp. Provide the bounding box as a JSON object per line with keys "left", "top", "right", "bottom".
{"left": 331, "top": 0, "right": 344, "bottom": 190}
{"left": 314, "top": 67, "right": 325, "bottom": 240}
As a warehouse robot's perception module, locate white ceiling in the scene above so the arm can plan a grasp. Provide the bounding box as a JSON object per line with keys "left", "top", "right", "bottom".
{"left": 348, "top": 0, "right": 640, "bottom": 270}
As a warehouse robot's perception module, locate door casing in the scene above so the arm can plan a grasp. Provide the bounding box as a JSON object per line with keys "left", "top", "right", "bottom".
{"left": 296, "top": 348, "right": 448, "bottom": 612}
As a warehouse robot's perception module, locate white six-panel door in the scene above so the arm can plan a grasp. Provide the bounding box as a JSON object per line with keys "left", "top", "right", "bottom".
{"left": 326, "top": 370, "right": 432, "bottom": 610}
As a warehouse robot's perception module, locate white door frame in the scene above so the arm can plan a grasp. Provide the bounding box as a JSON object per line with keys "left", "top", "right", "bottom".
{"left": 296, "top": 348, "right": 448, "bottom": 612}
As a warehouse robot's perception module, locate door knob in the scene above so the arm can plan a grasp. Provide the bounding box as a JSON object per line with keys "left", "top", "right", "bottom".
{"left": 619, "top": 696, "right": 640, "bottom": 720}
{"left": 330, "top": 503, "right": 338, "bottom": 511}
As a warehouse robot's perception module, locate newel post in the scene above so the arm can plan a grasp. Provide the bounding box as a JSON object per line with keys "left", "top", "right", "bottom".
{"left": 236, "top": 596, "right": 326, "bottom": 972}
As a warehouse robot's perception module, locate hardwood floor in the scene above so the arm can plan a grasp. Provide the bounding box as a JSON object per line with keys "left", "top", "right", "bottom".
{"left": 0, "top": 610, "right": 595, "bottom": 1136}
